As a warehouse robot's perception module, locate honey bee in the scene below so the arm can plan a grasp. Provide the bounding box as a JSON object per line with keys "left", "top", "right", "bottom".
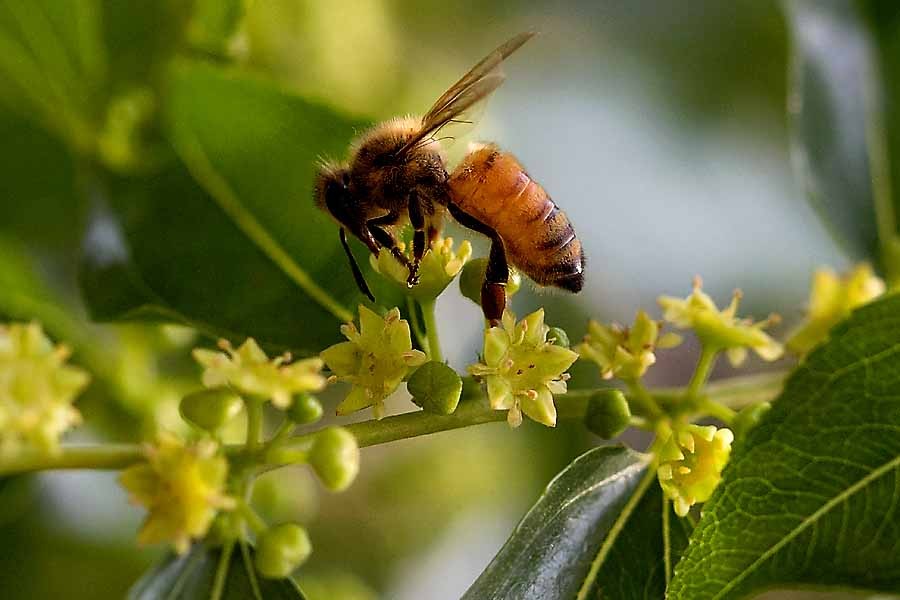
{"left": 314, "top": 32, "right": 584, "bottom": 325}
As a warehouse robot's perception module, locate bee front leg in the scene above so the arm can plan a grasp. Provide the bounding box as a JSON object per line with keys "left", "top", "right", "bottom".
{"left": 339, "top": 228, "right": 375, "bottom": 302}
{"left": 366, "top": 218, "right": 416, "bottom": 284}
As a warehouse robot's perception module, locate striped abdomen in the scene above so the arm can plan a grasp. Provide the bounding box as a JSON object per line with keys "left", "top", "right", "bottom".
{"left": 448, "top": 144, "right": 584, "bottom": 292}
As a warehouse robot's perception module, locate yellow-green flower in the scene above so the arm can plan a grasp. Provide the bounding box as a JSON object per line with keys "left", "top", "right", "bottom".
{"left": 787, "top": 263, "right": 885, "bottom": 355}
{"left": 468, "top": 309, "right": 578, "bottom": 428}
{"left": 658, "top": 277, "right": 783, "bottom": 366}
{"left": 371, "top": 236, "right": 472, "bottom": 300}
{"left": 320, "top": 306, "right": 427, "bottom": 419}
{"left": 0, "top": 322, "right": 89, "bottom": 457}
{"left": 193, "top": 338, "right": 326, "bottom": 409}
{"left": 577, "top": 310, "right": 681, "bottom": 380}
{"left": 657, "top": 424, "right": 733, "bottom": 517}
{"left": 119, "top": 433, "right": 234, "bottom": 554}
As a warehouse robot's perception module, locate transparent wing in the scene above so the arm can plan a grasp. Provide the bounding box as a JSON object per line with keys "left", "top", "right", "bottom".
{"left": 395, "top": 31, "right": 536, "bottom": 156}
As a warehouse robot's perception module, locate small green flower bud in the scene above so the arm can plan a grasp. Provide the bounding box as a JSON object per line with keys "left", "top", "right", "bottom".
{"left": 287, "top": 392, "right": 324, "bottom": 425}
{"left": 179, "top": 387, "right": 243, "bottom": 433}
{"left": 308, "top": 427, "right": 360, "bottom": 492}
{"left": 407, "top": 361, "right": 463, "bottom": 415}
{"left": 255, "top": 523, "right": 312, "bottom": 579}
{"left": 458, "top": 258, "right": 521, "bottom": 307}
{"left": 547, "top": 327, "right": 570, "bottom": 348}
{"left": 732, "top": 401, "right": 771, "bottom": 439}
{"left": 584, "top": 389, "right": 631, "bottom": 439}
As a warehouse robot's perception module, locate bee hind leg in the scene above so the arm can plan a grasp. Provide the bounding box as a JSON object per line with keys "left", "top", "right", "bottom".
{"left": 446, "top": 202, "right": 508, "bottom": 326}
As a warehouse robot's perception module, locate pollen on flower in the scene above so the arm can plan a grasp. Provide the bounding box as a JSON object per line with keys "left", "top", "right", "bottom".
{"left": 658, "top": 277, "right": 783, "bottom": 365}
{"left": 370, "top": 235, "right": 473, "bottom": 300}
{"left": 787, "top": 263, "right": 885, "bottom": 355}
{"left": 0, "top": 322, "right": 89, "bottom": 457}
{"left": 467, "top": 309, "right": 578, "bottom": 428}
{"left": 192, "top": 338, "right": 326, "bottom": 409}
{"left": 576, "top": 310, "right": 681, "bottom": 381}
{"left": 320, "top": 305, "right": 427, "bottom": 418}
{"left": 119, "top": 433, "right": 234, "bottom": 554}
{"left": 657, "top": 424, "right": 733, "bottom": 517}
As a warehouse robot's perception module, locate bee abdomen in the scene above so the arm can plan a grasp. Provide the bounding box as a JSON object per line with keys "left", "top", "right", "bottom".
{"left": 449, "top": 144, "right": 585, "bottom": 293}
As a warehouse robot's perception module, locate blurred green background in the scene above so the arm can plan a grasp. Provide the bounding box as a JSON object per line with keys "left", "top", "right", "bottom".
{"left": 0, "top": 0, "right": 858, "bottom": 598}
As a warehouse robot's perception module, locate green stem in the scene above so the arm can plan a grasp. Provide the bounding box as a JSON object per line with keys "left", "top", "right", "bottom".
{"left": 685, "top": 347, "right": 718, "bottom": 400}
{"left": 628, "top": 416, "right": 652, "bottom": 430}
{"left": 0, "top": 444, "right": 143, "bottom": 474}
{"left": 406, "top": 297, "right": 430, "bottom": 355}
{"left": 245, "top": 398, "right": 263, "bottom": 453}
{"left": 419, "top": 298, "right": 443, "bottom": 362}
{"left": 624, "top": 379, "right": 663, "bottom": 419}
{"left": 699, "top": 371, "right": 785, "bottom": 409}
{"left": 210, "top": 541, "right": 234, "bottom": 600}
{"left": 262, "top": 419, "right": 295, "bottom": 457}
{"left": 237, "top": 501, "right": 267, "bottom": 534}
{"left": 0, "top": 370, "right": 789, "bottom": 476}
{"left": 700, "top": 399, "right": 737, "bottom": 425}
{"left": 863, "top": 62, "right": 900, "bottom": 288}
{"left": 662, "top": 495, "right": 672, "bottom": 589}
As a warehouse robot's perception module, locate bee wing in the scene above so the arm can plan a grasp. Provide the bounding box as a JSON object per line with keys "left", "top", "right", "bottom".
{"left": 395, "top": 31, "right": 536, "bottom": 156}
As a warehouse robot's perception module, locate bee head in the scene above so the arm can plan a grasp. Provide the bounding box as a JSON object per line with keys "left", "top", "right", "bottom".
{"left": 313, "top": 161, "right": 353, "bottom": 225}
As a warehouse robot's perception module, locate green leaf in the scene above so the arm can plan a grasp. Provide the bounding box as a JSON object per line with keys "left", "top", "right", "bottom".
{"left": 186, "top": 0, "right": 246, "bottom": 57}
{"left": 669, "top": 293, "right": 900, "bottom": 599}
{"left": 784, "top": 0, "right": 881, "bottom": 260}
{"left": 0, "top": 111, "right": 86, "bottom": 251}
{"left": 165, "top": 62, "right": 363, "bottom": 324}
{"left": 0, "top": 0, "right": 105, "bottom": 149}
{"left": 81, "top": 62, "right": 401, "bottom": 353}
{"left": 128, "top": 542, "right": 306, "bottom": 600}
{"left": 463, "top": 445, "right": 691, "bottom": 600}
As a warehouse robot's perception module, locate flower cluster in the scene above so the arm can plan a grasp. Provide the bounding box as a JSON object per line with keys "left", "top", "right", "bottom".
{"left": 193, "top": 338, "right": 326, "bottom": 409}
{"left": 657, "top": 424, "right": 734, "bottom": 517}
{"left": 0, "top": 322, "right": 89, "bottom": 457}
{"left": 658, "top": 277, "right": 783, "bottom": 365}
{"left": 787, "top": 263, "right": 885, "bottom": 355}
{"left": 577, "top": 310, "right": 681, "bottom": 380}
{"left": 321, "top": 305, "right": 427, "bottom": 418}
{"left": 119, "top": 433, "right": 234, "bottom": 554}
{"left": 469, "top": 309, "right": 578, "bottom": 428}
